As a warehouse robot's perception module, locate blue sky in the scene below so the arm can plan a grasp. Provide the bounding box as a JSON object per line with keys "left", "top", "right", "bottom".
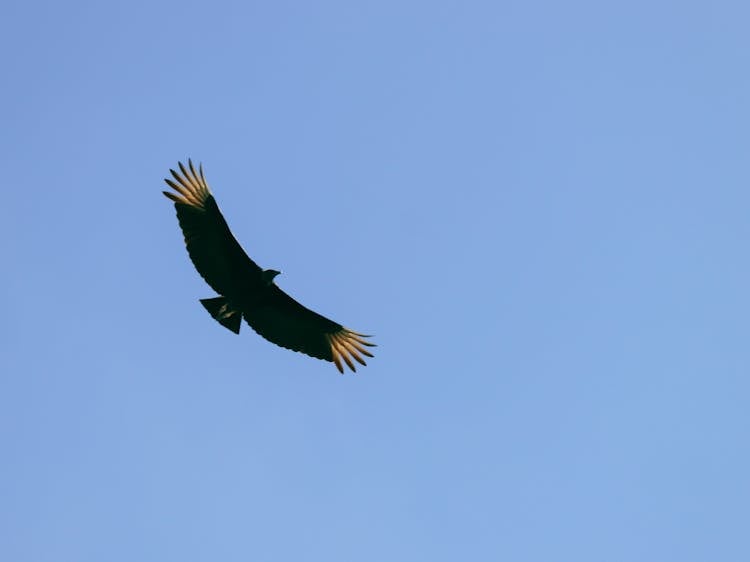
{"left": 3, "top": 1, "right": 750, "bottom": 560}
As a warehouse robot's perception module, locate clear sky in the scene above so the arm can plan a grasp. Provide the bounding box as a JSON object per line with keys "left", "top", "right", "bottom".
{"left": 3, "top": 1, "right": 749, "bottom": 560}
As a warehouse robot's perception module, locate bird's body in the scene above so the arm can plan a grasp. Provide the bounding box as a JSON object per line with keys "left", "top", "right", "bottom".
{"left": 163, "top": 160, "right": 374, "bottom": 373}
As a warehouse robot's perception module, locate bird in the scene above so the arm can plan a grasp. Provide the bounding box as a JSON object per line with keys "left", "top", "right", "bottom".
{"left": 163, "top": 159, "right": 375, "bottom": 373}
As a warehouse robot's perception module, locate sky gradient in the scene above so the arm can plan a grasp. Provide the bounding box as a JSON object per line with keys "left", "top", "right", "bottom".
{"left": 3, "top": 1, "right": 750, "bottom": 561}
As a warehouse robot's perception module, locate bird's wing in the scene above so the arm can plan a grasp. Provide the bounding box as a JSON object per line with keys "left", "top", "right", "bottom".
{"left": 244, "top": 285, "right": 375, "bottom": 373}
{"left": 163, "top": 160, "right": 263, "bottom": 296}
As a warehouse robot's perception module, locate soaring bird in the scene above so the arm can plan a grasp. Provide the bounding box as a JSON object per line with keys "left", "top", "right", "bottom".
{"left": 163, "top": 160, "right": 375, "bottom": 373}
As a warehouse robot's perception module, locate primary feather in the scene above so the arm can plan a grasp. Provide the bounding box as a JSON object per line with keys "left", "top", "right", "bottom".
{"left": 163, "top": 160, "right": 375, "bottom": 373}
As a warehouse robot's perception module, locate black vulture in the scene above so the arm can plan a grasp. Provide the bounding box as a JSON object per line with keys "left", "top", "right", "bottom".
{"left": 163, "top": 160, "right": 375, "bottom": 373}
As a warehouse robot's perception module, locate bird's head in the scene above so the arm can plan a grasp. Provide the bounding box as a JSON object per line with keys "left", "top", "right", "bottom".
{"left": 262, "top": 269, "right": 282, "bottom": 285}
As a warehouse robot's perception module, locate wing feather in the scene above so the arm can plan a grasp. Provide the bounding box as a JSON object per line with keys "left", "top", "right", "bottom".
{"left": 163, "top": 160, "right": 263, "bottom": 297}
{"left": 243, "top": 285, "right": 375, "bottom": 373}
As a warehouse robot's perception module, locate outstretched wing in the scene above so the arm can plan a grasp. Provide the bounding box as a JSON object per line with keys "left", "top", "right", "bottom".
{"left": 163, "top": 160, "right": 263, "bottom": 297}
{"left": 244, "top": 285, "right": 376, "bottom": 373}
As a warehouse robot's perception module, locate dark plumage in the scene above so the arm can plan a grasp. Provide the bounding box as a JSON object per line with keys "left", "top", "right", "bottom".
{"left": 163, "top": 160, "right": 375, "bottom": 373}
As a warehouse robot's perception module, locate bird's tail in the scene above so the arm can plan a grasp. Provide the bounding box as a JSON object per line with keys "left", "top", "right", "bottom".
{"left": 200, "top": 297, "right": 242, "bottom": 334}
